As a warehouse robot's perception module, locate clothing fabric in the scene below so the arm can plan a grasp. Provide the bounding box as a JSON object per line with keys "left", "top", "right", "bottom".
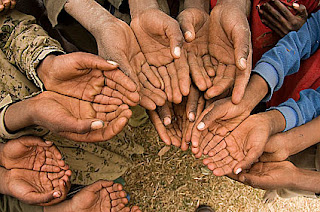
{"left": 0, "top": 194, "right": 43, "bottom": 212}
{"left": 0, "top": 10, "right": 144, "bottom": 185}
{"left": 252, "top": 10, "right": 320, "bottom": 131}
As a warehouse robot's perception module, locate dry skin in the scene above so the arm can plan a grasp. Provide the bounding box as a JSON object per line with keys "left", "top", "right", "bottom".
{"left": 123, "top": 120, "right": 320, "bottom": 212}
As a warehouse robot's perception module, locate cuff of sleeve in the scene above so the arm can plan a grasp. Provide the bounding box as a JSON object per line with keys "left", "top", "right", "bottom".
{"left": 270, "top": 106, "right": 298, "bottom": 132}
{"left": 0, "top": 95, "right": 49, "bottom": 140}
{"left": 30, "top": 48, "right": 65, "bottom": 91}
{"left": 44, "top": 0, "right": 67, "bottom": 27}
{"left": 252, "top": 62, "right": 279, "bottom": 102}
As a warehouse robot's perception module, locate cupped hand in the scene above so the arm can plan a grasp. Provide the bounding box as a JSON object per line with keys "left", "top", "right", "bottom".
{"left": 131, "top": 8, "right": 190, "bottom": 103}
{"left": 260, "top": 132, "right": 290, "bottom": 162}
{"left": 31, "top": 91, "right": 132, "bottom": 142}
{"left": 258, "top": 0, "right": 308, "bottom": 37}
{"left": 5, "top": 168, "right": 71, "bottom": 205}
{"left": 0, "top": 0, "right": 15, "bottom": 13}
{"left": 238, "top": 161, "right": 298, "bottom": 190}
{"left": 95, "top": 17, "right": 167, "bottom": 110}
{"left": 37, "top": 52, "right": 139, "bottom": 107}
{"left": 202, "top": 113, "right": 275, "bottom": 176}
{"left": 191, "top": 96, "right": 251, "bottom": 156}
{"left": 207, "top": 3, "right": 252, "bottom": 104}
{"left": 178, "top": 8, "right": 214, "bottom": 92}
{"left": 0, "top": 136, "right": 67, "bottom": 172}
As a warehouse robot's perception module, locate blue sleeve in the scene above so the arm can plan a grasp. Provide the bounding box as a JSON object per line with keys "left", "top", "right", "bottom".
{"left": 270, "top": 86, "right": 320, "bottom": 131}
{"left": 252, "top": 10, "right": 320, "bottom": 101}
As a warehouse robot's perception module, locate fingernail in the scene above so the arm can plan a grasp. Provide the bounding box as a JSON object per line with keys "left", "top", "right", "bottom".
{"left": 45, "top": 141, "right": 53, "bottom": 145}
{"left": 174, "top": 47, "right": 181, "bottom": 58}
{"left": 293, "top": 2, "right": 299, "bottom": 9}
{"left": 239, "top": 58, "right": 247, "bottom": 70}
{"left": 188, "top": 112, "right": 195, "bottom": 122}
{"left": 164, "top": 117, "right": 171, "bottom": 126}
{"left": 107, "top": 60, "right": 119, "bottom": 66}
{"left": 53, "top": 191, "right": 61, "bottom": 198}
{"left": 197, "top": 122, "right": 205, "bottom": 130}
{"left": 235, "top": 168, "right": 242, "bottom": 175}
{"left": 185, "top": 31, "right": 193, "bottom": 39}
{"left": 91, "top": 120, "right": 104, "bottom": 130}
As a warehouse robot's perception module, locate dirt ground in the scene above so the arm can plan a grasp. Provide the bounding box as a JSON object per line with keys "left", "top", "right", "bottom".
{"left": 123, "top": 120, "right": 320, "bottom": 212}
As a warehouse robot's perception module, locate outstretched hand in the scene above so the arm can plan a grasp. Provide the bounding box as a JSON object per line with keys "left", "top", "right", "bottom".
{"left": 177, "top": 8, "right": 214, "bottom": 92}
{"left": 37, "top": 52, "right": 140, "bottom": 107}
{"left": 207, "top": 3, "right": 252, "bottom": 104}
{"left": 131, "top": 8, "right": 190, "bottom": 104}
{"left": 0, "top": 136, "right": 67, "bottom": 172}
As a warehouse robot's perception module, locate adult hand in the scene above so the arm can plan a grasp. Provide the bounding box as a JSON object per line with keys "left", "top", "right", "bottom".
{"left": 4, "top": 168, "right": 71, "bottom": 205}
{"left": 202, "top": 110, "right": 285, "bottom": 176}
{"left": 63, "top": 180, "right": 141, "bottom": 212}
{"left": 258, "top": 0, "right": 308, "bottom": 37}
{"left": 191, "top": 96, "right": 250, "bottom": 157}
{"left": 207, "top": 3, "right": 252, "bottom": 104}
{"left": 131, "top": 8, "right": 190, "bottom": 103}
{"left": 238, "top": 161, "right": 298, "bottom": 190}
{"left": 0, "top": 136, "right": 67, "bottom": 172}
{"left": 37, "top": 52, "right": 139, "bottom": 107}
{"left": 95, "top": 17, "right": 166, "bottom": 110}
{"left": 29, "top": 91, "right": 132, "bottom": 142}
{"left": 177, "top": 8, "right": 214, "bottom": 91}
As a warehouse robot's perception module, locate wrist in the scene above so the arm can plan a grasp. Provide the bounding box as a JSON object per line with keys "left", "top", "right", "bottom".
{"left": 36, "top": 54, "right": 56, "bottom": 88}
{"left": 293, "top": 168, "right": 320, "bottom": 193}
{"left": 4, "top": 100, "right": 35, "bottom": 132}
{"left": 128, "top": 0, "right": 159, "bottom": 18}
{"left": 44, "top": 199, "right": 73, "bottom": 212}
{"left": 261, "top": 110, "right": 286, "bottom": 135}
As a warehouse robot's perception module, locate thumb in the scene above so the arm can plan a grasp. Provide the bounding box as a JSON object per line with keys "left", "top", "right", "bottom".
{"left": 233, "top": 148, "right": 261, "bottom": 175}
{"left": 165, "top": 21, "right": 184, "bottom": 58}
{"left": 26, "top": 190, "right": 59, "bottom": 205}
{"left": 19, "top": 136, "right": 53, "bottom": 147}
{"left": 58, "top": 116, "right": 104, "bottom": 134}
{"left": 178, "top": 13, "right": 196, "bottom": 42}
{"left": 293, "top": 3, "right": 308, "bottom": 19}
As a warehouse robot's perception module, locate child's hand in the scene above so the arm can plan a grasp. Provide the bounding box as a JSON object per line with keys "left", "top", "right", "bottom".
{"left": 0, "top": 0, "right": 16, "bottom": 13}
{"left": 258, "top": 0, "right": 308, "bottom": 37}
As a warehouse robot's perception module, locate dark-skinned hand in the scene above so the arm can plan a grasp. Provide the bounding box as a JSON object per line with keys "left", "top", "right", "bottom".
{"left": 131, "top": 8, "right": 190, "bottom": 104}
{"left": 0, "top": 136, "right": 67, "bottom": 172}
{"left": 0, "top": 0, "right": 15, "bottom": 13}
{"left": 258, "top": 0, "right": 308, "bottom": 37}
{"left": 207, "top": 3, "right": 252, "bottom": 104}
{"left": 177, "top": 8, "right": 214, "bottom": 92}
{"left": 37, "top": 52, "right": 140, "bottom": 107}
{"left": 94, "top": 16, "right": 166, "bottom": 110}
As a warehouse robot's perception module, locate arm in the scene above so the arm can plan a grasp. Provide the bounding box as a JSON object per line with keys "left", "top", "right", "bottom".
{"left": 253, "top": 10, "right": 320, "bottom": 100}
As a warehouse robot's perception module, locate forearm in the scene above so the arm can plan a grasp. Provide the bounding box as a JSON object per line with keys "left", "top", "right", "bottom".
{"left": 184, "top": 0, "right": 209, "bottom": 12}
{"left": 128, "top": 0, "right": 159, "bottom": 18}
{"left": 285, "top": 116, "right": 320, "bottom": 156}
{"left": 64, "top": 0, "right": 115, "bottom": 37}
{"left": 239, "top": 74, "right": 269, "bottom": 112}
{"left": 44, "top": 200, "right": 72, "bottom": 212}
{"left": 293, "top": 168, "right": 320, "bottom": 193}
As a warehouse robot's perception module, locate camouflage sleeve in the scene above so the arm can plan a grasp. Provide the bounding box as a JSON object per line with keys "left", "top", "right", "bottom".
{"left": 0, "top": 10, "right": 65, "bottom": 90}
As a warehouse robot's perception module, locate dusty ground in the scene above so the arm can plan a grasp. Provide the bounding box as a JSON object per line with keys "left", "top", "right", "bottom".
{"left": 123, "top": 120, "right": 320, "bottom": 212}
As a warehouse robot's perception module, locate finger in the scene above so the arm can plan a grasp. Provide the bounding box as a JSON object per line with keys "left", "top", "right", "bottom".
{"left": 165, "top": 20, "right": 184, "bottom": 58}
{"left": 0, "top": 0, "right": 3, "bottom": 12}
{"left": 10, "top": 0, "right": 15, "bottom": 9}
{"left": 140, "top": 63, "right": 161, "bottom": 89}
{"left": 112, "top": 198, "right": 128, "bottom": 207}
{"left": 175, "top": 49, "right": 190, "bottom": 96}
{"left": 104, "top": 79, "right": 140, "bottom": 105}
{"left": 204, "top": 135, "right": 225, "bottom": 155}
{"left": 158, "top": 66, "right": 173, "bottom": 102}
{"left": 202, "top": 54, "right": 215, "bottom": 77}
{"left": 167, "top": 63, "right": 182, "bottom": 104}
{"left": 178, "top": 12, "right": 196, "bottom": 42}
{"left": 148, "top": 110, "right": 171, "bottom": 145}
{"left": 104, "top": 70, "right": 138, "bottom": 92}
{"left": 234, "top": 147, "right": 263, "bottom": 175}
{"left": 26, "top": 190, "right": 59, "bottom": 205}
{"left": 151, "top": 66, "right": 165, "bottom": 90}
{"left": 47, "top": 145, "right": 63, "bottom": 160}
{"left": 232, "top": 17, "right": 250, "bottom": 71}
{"left": 293, "top": 3, "right": 308, "bottom": 19}
{"left": 186, "top": 85, "right": 200, "bottom": 122}
{"left": 212, "top": 159, "right": 238, "bottom": 176}
{"left": 231, "top": 66, "right": 250, "bottom": 104}
{"left": 157, "top": 103, "right": 172, "bottom": 126}
{"left": 2, "top": 0, "right": 10, "bottom": 12}
{"left": 20, "top": 136, "right": 52, "bottom": 147}
{"left": 188, "top": 52, "right": 207, "bottom": 91}
{"left": 40, "top": 165, "right": 61, "bottom": 172}
{"left": 198, "top": 56, "right": 212, "bottom": 89}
